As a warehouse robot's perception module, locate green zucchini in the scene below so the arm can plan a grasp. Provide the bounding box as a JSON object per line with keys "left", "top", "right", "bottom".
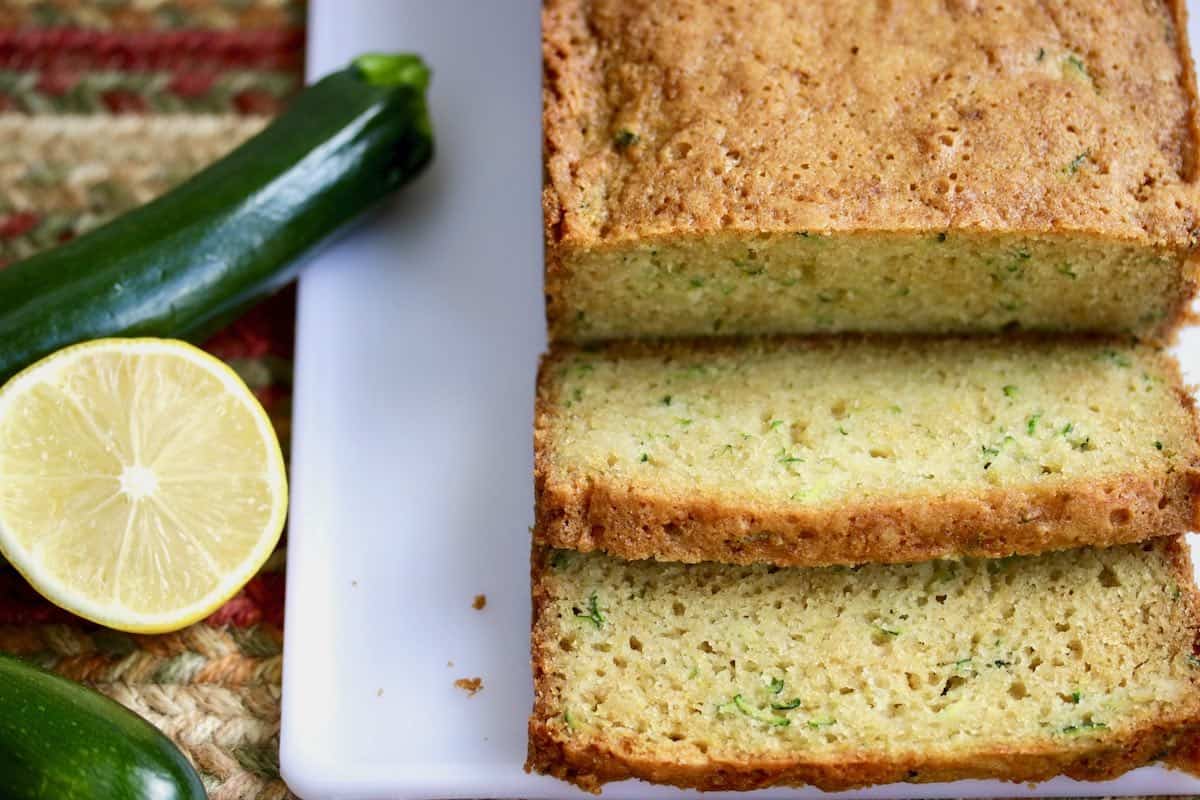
{"left": 0, "top": 52, "right": 433, "bottom": 383}
{"left": 0, "top": 653, "right": 205, "bottom": 799}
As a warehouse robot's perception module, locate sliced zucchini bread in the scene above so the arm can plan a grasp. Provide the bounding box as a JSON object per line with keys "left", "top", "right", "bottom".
{"left": 527, "top": 538, "right": 1200, "bottom": 793}
{"left": 535, "top": 337, "right": 1200, "bottom": 567}
{"left": 543, "top": 0, "right": 1200, "bottom": 342}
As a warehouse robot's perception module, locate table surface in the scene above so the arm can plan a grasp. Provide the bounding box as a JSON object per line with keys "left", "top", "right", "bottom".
{"left": 2, "top": 2, "right": 1200, "bottom": 799}
{"left": 0, "top": 2, "right": 303, "bottom": 798}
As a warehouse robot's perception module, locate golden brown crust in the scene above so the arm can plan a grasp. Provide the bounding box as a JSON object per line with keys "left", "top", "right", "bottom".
{"left": 1163, "top": 0, "right": 1200, "bottom": 342}
{"left": 527, "top": 720, "right": 1200, "bottom": 794}
{"left": 543, "top": 0, "right": 1200, "bottom": 249}
{"left": 1165, "top": 742, "right": 1200, "bottom": 777}
{"left": 525, "top": 539, "right": 1200, "bottom": 793}
{"left": 536, "top": 470, "right": 1200, "bottom": 568}
{"left": 1168, "top": 0, "right": 1200, "bottom": 183}
{"left": 542, "top": 0, "right": 598, "bottom": 337}
{"left": 534, "top": 336, "right": 1200, "bottom": 568}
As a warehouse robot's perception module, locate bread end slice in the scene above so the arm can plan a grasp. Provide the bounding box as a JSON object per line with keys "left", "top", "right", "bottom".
{"left": 542, "top": 0, "right": 1200, "bottom": 343}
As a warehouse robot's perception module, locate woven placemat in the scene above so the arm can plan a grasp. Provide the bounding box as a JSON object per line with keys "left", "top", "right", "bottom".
{"left": 0, "top": 1, "right": 300, "bottom": 797}
{"left": 0, "top": 3, "right": 1192, "bottom": 800}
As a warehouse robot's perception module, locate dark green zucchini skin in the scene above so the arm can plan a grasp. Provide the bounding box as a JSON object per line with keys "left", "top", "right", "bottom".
{"left": 0, "top": 53, "right": 433, "bottom": 383}
{"left": 0, "top": 653, "right": 206, "bottom": 799}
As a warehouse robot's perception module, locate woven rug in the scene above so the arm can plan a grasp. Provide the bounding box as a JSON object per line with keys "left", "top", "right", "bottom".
{"left": 0, "top": 3, "right": 1193, "bottom": 800}
{"left": 0, "top": 1, "right": 301, "bottom": 797}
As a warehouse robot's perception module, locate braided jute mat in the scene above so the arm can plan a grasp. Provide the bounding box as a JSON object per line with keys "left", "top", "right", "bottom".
{"left": 0, "top": 1, "right": 299, "bottom": 797}
{"left": 0, "top": 2, "right": 1192, "bottom": 799}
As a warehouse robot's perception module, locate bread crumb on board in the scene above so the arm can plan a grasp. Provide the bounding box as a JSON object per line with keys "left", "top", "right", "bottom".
{"left": 454, "top": 677, "right": 483, "bottom": 697}
{"left": 472, "top": 594, "right": 487, "bottom": 610}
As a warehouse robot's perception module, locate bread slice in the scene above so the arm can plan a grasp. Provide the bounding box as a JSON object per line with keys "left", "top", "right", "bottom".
{"left": 535, "top": 336, "right": 1200, "bottom": 567}
{"left": 543, "top": 0, "right": 1200, "bottom": 342}
{"left": 527, "top": 538, "right": 1200, "bottom": 793}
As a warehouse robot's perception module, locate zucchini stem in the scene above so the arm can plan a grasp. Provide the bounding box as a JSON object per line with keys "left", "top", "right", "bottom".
{"left": 354, "top": 53, "right": 431, "bottom": 90}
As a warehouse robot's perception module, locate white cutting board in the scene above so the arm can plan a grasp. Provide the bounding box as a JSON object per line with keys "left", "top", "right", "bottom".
{"left": 280, "top": 2, "right": 1200, "bottom": 797}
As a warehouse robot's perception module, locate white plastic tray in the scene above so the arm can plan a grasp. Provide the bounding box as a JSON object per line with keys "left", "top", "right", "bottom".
{"left": 280, "top": 2, "right": 1200, "bottom": 797}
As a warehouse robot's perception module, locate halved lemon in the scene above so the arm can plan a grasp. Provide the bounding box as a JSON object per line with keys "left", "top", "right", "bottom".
{"left": 0, "top": 338, "right": 288, "bottom": 633}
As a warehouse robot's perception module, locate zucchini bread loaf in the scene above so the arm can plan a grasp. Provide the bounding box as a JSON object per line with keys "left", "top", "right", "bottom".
{"left": 543, "top": 0, "right": 1200, "bottom": 342}
{"left": 535, "top": 337, "right": 1200, "bottom": 566}
{"left": 527, "top": 538, "right": 1200, "bottom": 792}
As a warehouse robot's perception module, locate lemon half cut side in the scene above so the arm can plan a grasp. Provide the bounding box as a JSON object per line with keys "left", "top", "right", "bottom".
{"left": 0, "top": 338, "right": 288, "bottom": 633}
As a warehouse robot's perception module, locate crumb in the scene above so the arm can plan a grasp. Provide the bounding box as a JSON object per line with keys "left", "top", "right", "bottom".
{"left": 447, "top": 660, "right": 454, "bottom": 668}
{"left": 376, "top": 688, "right": 383, "bottom": 697}
{"left": 472, "top": 593, "right": 487, "bottom": 610}
{"left": 351, "top": 580, "right": 358, "bottom": 588}
{"left": 454, "top": 677, "right": 483, "bottom": 697}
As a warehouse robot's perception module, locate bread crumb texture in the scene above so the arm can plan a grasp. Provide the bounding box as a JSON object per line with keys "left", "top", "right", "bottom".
{"left": 536, "top": 337, "right": 1200, "bottom": 565}
{"left": 455, "top": 677, "right": 484, "bottom": 697}
{"left": 543, "top": 0, "right": 1200, "bottom": 340}
{"left": 528, "top": 539, "right": 1200, "bottom": 792}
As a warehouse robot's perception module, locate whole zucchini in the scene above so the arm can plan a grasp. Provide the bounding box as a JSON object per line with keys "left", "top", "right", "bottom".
{"left": 0, "top": 52, "right": 433, "bottom": 383}
{"left": 0, "top": 653, "right": 205, "bottom": 799}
